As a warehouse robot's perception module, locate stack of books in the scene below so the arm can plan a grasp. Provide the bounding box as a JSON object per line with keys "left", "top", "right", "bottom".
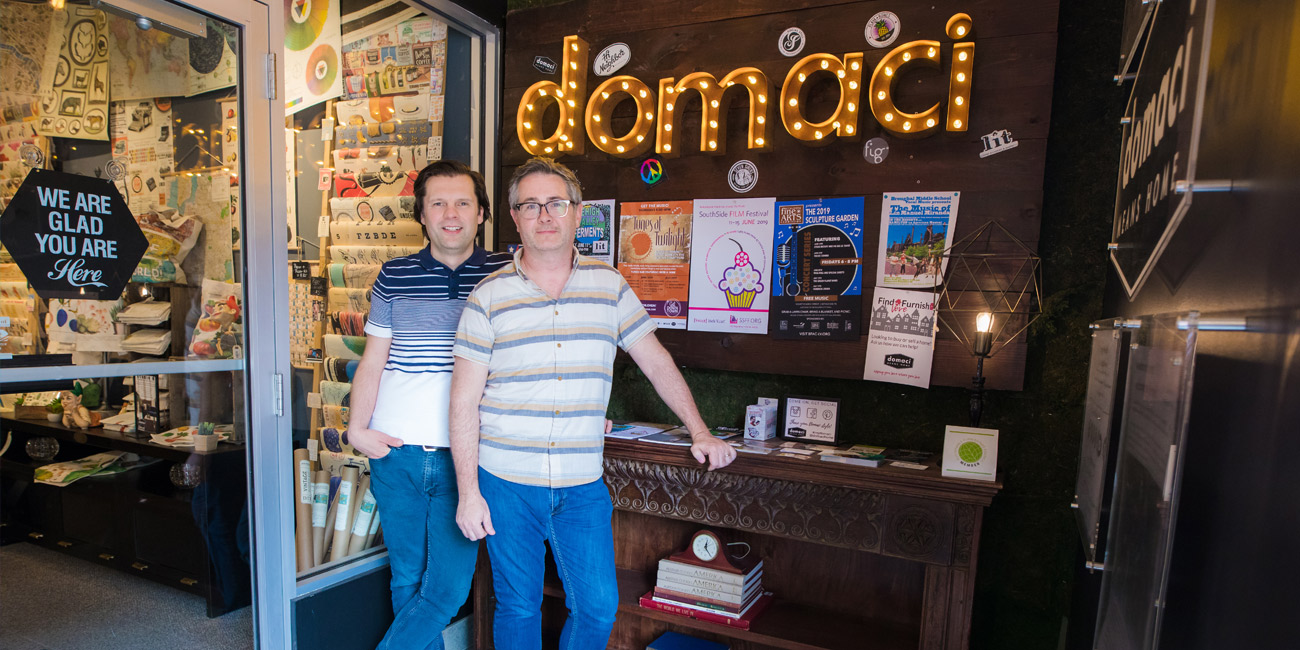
{"left": 640, "top": 553, "right": 772, "bottom": 629}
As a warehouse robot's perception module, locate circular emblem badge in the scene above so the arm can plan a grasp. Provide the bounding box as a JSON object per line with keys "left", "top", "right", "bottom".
{"left": 728, "top": 160, "right": 758, "bottom": 193}
{"left": 957, "top": 441, "right": 984, "bottom": 464}
{"left": 664, "top": 300, "right": 682, "bottom": 317}
{"left": 865, "top": 11, "right": 901, "bottom": 49}
{"left": 863, "top": 137, "right": 890, "bottom": 164}
{"left": 778, "top": 27, "right": 806, "bottom": 57}
{"left": 639, "top": 158, "right": 664, "bottom": 185}
{"left": 18, "top": 144, "right": 44, "bottom": 168}
{"left": 103, "top": 157, "right": 127, "bottom": 181}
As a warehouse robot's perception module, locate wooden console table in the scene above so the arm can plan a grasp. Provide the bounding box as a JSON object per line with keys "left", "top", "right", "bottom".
{"left": 473, "top": 439, "right": 1001, "bottom": 650}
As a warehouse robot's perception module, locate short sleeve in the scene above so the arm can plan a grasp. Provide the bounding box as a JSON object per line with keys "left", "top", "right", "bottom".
{"left": 615, "top": 276, "right": 656, "bottom": 351}
{"left": 363, "top": 269, "right": 393, "bottom": 338}
{"left": 452, "top": 290, "right": 494, "bottom": 366}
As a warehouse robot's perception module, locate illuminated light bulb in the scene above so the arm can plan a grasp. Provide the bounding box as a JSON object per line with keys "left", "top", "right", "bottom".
{"left": 710, "top": 100, "right": 719, "bottom": 108}
{"left": 877, "top": 90, "right": 886, "bottom": 100}
{"left": 593, "top": 115, "right": 601, "bottom": 122}
{"left": 957, "top": 73, "right": 966, "bottom": 82}
{"left": 528, "top": 139, "right": 538, "bottom": 146}
{"left": 956, "top": 96, "right": 964, "bottom": 106}
{"left": 903, "top": 53, "right": 911, "bottom": 62}
{"left": 569, "top": 81, "right": 576, "bottom": 88}
{"left": 527, "top": 104, "right": 534, "bottom": 110}
{"left": 926, "top": 118, "right": 936, "bottom": 127}
{"left": 709, "top": 120, "right": 718, "bottom": 128}
{"left": 953, "top": 119, "right": 963, "bottom": 128}
{"left": 539, "top": 89, "right": 547, "bottom": 96}
{"left": 757, "top": 116, "right": 765, "bottom": 124}
{"left": 621, "top": 81, "right": 629, "bottom": 91}
{"left": 845, "top": 125, "right": 854, "bottom": 134}
{"left": 833, "top": 121, "right": 841, "bottom": 128}
{"left": 727, "top": 81, "right": 734, "bottom": 87}
{"left": 837, "top": 70, "right": 845, "bottom": 78}
{"left": 639, "top": 89, "right": 647, "bottom": 98}
{"left": 664, "top": 124, "right": 672, "bottom": 131}
{"left": 524, "top": 122, "right": 532, "bottom": 129}
{"left": 903, "top": 122, "right": 911, "bottom": 131}
{"left": 820, "top": 60, "right": 829, "bottom": 69}
{"left": 756, "top": 137, "right": 765, "bottom": 145}
{"left": 700, "top": 80, "right": 709, "bottom": 89}
{"left": 666, "top": 103, "right": 674, "bottom": 111}
{"left": 637, "top": 134, "right": 645, "bottom": 142}
{"left": 568, "top": 99, "right": 576, "bottom": 107}
{"left": 545, "top": 146, "right": 553, "bottom": 153}
{"left": 602, "top": 92, "right": 610, "bottom": 99}
{"left": 885, "top": 113, "right": 894, "bottom": 122}
{"left": 851, "top": 61, "right": 860, "bottom": 70}
{"left": 885, "top": 67, "right": 893, "bottom": 76}
{"left": 788, "top": 98, "right": 798, "bottom": 107}
{"left": 794, "top": 122, "right": 803, "bottom": 130}
{"left": 666, "top": 87, "right": 675, "bottom": 94}
{"left": 645, "top": 112, "right": 653, "bottom": 119}
{"left": 798, "top": 73, "right": 806, "bottom": 82}
{"left": 570, "top": 61, "right": 577, "bottom": 70}
{"left": 957, "top": 26, "right": 966, "bottom": 36}
{"left": 758, "top": 94, "right": 767, "bottom": 103}
{"left": 959, "top": 51, "right": 968, "bottom": 62}
{"left": 848, "top": 81, "right": 858, "bottom": 89}
{"left": 709, "top": 141, "right": 716, "bottom": 149}
{"left": 600, "top": 135, "right": 608, "bottom": 143}
{"left": 848, "top": 102, "right": 856, "bottom": 112}
{"left": 560, "top": 134, "right": 569, "bottom": 141}
{"left": 617, "top": 144, "right": 625, "bottom": 152}
{"left": 568, "top": 118, "right": 575, "bottom": 126}
{"left": 571, "top": 43, "right": 578, "bottom": 51}
{"left": 928, "top": 48, "right": 936, "bottom": 58}
{"left": 748, "top": 75, "right": 757, "bottom": 84}
{"left": 664, "top": 144, "right": 672, "bottom": 151}
{"left": 814, "top": 131, "right": 823, "bottom": 139}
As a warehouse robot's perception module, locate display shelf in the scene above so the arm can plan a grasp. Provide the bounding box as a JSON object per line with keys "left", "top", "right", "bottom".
{"left": 2, "top": 416, "right": 243, "bottom": 464}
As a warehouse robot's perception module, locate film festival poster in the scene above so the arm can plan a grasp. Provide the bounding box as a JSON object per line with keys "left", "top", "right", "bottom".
{"left": 862, "top": 286, "right": 938, "bottom": 388}
{"left": 875, "top": 191, "right": 960, "bottom": 288}
{"left": 577, "top": 199, "right": 615, "bottom": 265}
{"left": 687, "top": 198, "right": 776, "bottom": 335}
{"left": 617, "top": 201, "right": 692, "bottom": 330}
{"left": 769, "top": 197, "right": 864, "bottom": 340}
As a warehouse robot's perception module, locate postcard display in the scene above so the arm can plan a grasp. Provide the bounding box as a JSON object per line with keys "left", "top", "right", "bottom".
{"left": 288, "top": 5, "right": 454, "bottom": 573}
{"left": 0, "top": 4, "right": 242, "bottom": 376}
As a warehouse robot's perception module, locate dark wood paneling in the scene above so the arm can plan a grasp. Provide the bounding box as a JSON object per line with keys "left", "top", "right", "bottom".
{"left": 498, "top": 0, "right": 1056, "bottom": 390}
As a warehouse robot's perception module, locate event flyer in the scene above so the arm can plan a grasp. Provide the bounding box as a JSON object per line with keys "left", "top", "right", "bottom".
{"left": 618, "top": 201, "right": 692, "bottom": 329}
{"left": 876, "top": 192, "right": 960, "bottom": 288}
{"left": 687, "top": 198, "right": 776, "bottom": 334}
{"left": 769, "top": 197, "right": 864, "bottom": 340}
{"left": 577, "top": 199, "right": 615, "bottom": 265}
{"left": 863, "top": 287, "right": 937, "bottom": 388}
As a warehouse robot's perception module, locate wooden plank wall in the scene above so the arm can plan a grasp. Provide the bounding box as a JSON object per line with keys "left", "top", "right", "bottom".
{"left": 497, "top": 0, "right": 1059, "bottom": 390}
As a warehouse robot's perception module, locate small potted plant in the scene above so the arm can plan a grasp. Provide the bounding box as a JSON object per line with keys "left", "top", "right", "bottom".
{"left": 45, "top": 397, "right": 63, "bottom": 423}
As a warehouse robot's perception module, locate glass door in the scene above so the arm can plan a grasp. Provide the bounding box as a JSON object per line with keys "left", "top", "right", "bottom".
{"left": 0, "top": 0, "right": 287, "bottom": 648}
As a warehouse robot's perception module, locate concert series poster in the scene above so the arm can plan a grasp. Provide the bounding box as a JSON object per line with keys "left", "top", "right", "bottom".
{"left": 576, "top": 199, "right": 615, "bottom": 265}
{"left": 875, "top": 191, "right": 960, "bottom": 288}
{"left": 617, "top": 201, "right": 692, "bottom": 329}
{"left": 863, "top": 286, "right": 937, "bottom": 388}
{"left": 769, "top": 197, "right": 864, "bottom": 340}
{"left": 687, "top": 198, "right": 776, "bottom": 334}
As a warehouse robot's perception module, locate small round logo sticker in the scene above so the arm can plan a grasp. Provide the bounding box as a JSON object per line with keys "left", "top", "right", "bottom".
{"left": 640, "top": 158, "right": 664, "bottom": 185}
{"left": 863, "top": 137, "right": 890, "bottom": 164}
{"left": 778, "top": 27, "right": 806, "bottom": 57}
{"left": 728, "top": 160, "right": 758, "bottom": 193}
{"left": 664, "top": 300, "right": 682, "bottom": 317}
{"left": 18, "top": 144, "right": 44, "bottom": 168}
{"left": 957, "top": 441, "right": 984, "bottom": 464}
{"left": 103, "top": 157, "right": 127, "bottom": 181}
{"left": 865, "top": 11, "right": 901, "bottom": 48}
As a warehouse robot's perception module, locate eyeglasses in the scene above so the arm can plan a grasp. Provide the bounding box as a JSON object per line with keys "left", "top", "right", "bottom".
{"left": 513, "top": 199, "right": 572, "bottom": 220}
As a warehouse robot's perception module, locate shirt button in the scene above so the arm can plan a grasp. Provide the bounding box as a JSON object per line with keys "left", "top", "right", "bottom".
{"left": 556, "top": 343, "right": 562, "bottom": 348}
{"left": 554, "top": 410, "right": 560, "bottom": 415}
{"left": 557, "top": 376, "right": 563, "bottom": 381}
{"left": 550, "top": 442, "right": 557, "bottom": 447}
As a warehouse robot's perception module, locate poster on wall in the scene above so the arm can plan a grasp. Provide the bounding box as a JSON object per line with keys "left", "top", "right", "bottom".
{"left": 862, "top": 287, "right": 937, "bottom": 388}
{"left": 769, "top": 197, "right": 864, "bottom": 340}
{"left": 36, "top": 8, "right": 110, "bottom": 141}
{"left": 109, "top": 99, "right": 175, "bottom": 215}
{"left": 687, "top": 198, "right": 776, "bottom": 335}
{"left": 284, "top": 0, "right": 344, "bottom": 115}
{"left": 617, "top": 201, "right": 692, "bottom": 329}
{"left": 875, "top": 192, "right": 959, "bottom": 288}
{"left": 577, "top": 199, "right": 615, "bottom": 264}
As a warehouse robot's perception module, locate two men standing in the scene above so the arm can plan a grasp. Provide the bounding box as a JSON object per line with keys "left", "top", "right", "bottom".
{"left": 350, "top": 157, "right": 734, "bottom": 650}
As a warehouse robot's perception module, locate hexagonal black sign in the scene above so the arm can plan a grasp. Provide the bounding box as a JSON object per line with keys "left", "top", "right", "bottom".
{"left": 0, "top": 169, "right": 148, "bottom": 301}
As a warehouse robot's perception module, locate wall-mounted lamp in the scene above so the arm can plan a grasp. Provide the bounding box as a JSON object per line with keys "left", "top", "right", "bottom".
{"left": 970, "top": 311, "right": 994, "bottom": 425}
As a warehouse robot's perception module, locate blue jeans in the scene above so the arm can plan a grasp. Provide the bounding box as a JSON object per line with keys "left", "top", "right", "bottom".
{"left": 369, "top": 446, "right": 480, "bottom": 650}
{"left": 478, "top": 468, "right": 618, "bottom": 650}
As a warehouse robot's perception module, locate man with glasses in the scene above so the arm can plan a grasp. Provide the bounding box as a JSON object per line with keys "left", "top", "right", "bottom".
{"left": 348, "top": 160, "right": 511, "bottom": 650}
{"left": 449, "top": 157, "right": 736, "bottom": 650}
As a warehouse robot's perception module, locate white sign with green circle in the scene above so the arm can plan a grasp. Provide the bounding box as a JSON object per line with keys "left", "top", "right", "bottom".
{"left": 941, "top": 425, "right": 998, "bottom": 480}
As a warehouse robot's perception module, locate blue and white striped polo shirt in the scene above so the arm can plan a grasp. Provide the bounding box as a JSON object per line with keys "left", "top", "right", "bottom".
{"left": 453, "top": 248, "right": 656, "bottom": 487}
{"left": 364, "top": 246, "right": 511, "bottom": 446}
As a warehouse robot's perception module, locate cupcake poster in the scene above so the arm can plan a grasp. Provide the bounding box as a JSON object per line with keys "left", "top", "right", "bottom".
{"left": 687, "top": 198, "right": 776, "bottom": 334}
{"left": 617, "top": 201, "right": 693, "bottom": 329}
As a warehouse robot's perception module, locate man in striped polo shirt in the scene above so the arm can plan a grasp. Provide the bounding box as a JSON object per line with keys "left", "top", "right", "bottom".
{"left": 347, "top": 160, "right": 511, "bottom": 650}
{"left": 449, "top": 158, "right": 736, "bottom": 650}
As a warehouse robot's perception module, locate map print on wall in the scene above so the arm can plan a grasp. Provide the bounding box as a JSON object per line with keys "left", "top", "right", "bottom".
{"left": 1, "top": 1, "right": 54, "bottom": 124}
{"left": 37, "top": 8, "right": 110, "bottom": 141}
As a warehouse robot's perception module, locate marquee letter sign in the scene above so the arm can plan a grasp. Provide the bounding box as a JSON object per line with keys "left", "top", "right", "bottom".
{"left": 517, "top": 13, "right": 977, "bottom": 158}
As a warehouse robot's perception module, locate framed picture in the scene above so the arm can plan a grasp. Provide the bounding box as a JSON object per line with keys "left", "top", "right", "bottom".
{"left": 781, "top": 395, "right": 840, "bottom": 444}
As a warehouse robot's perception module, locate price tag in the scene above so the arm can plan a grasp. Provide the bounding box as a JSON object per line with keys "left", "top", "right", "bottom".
{"left": 307, "top": 438, "right": 320, "bottom": 461}
{"left": 291, "top": 261, "right": 311, "bottom": 280}
{"left": 321, "top": 117, "right": 335, "bottom": 141}
{"left": 309, "top": 277, "right": 327, "bottom": 297}
{"left": 307, "top": 392, "right": 322, "bottom": 409}
{"left": 318, "top": 213, "right": 331, "bottom": 237}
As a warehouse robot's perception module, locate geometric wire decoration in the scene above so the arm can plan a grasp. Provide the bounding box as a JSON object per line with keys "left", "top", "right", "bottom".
{"left": 934, "top": 220, "right": 1044, "bottom": 359}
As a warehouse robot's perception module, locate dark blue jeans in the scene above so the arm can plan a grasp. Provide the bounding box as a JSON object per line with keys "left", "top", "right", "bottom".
{"left": 478, "top": 468, "right": 618, "bottom": 650}
{"left": 369, "top": 446, "right": 479, "bottom": 650}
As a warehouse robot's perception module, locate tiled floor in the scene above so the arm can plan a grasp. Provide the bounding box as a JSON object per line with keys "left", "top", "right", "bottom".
{"left": 0, "top": 542, "right": 253, "bottom": 650}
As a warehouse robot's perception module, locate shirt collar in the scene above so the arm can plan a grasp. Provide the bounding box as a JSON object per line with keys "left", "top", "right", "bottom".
{"left": 418, "top": 245, "right": 487, "bottom": 273}
{"left": 512, "top": 245, "right": 581, "bottom": 284}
